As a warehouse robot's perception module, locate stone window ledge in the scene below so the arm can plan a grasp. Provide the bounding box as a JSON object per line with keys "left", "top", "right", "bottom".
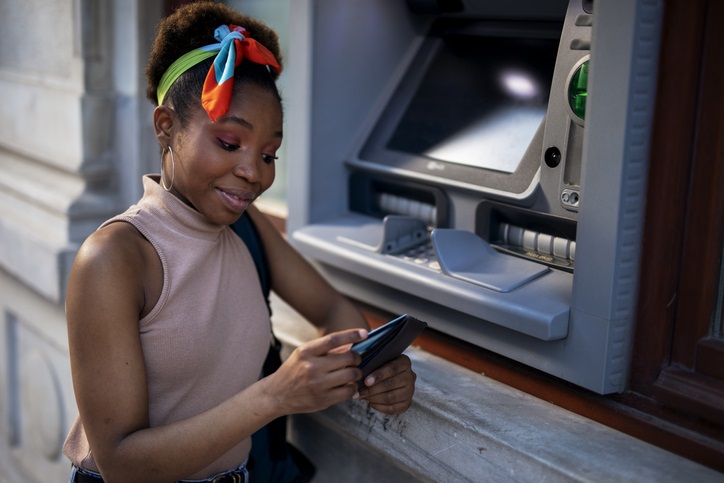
{"left": 270, "top": 295, "right": 722, "bottom": 482}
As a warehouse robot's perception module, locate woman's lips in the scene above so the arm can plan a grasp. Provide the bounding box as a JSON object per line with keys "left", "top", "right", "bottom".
{"left": 216, "top": 187, "right": 254, "bottom": 213}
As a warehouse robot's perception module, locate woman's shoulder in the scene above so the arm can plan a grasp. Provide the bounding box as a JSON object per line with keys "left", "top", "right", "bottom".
{"left": 69, "top": 221, "right": 161, "bottom": 318}
{"left": 80, "top": 221, "right": 150, "bottom": 262}
{"left": 73, "top": 221, "right": 157, "bottom": 287}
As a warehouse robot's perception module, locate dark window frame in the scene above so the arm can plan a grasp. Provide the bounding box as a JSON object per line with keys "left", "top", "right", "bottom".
{"left": 631, "top": 0, "right": 724, "bottom": 427}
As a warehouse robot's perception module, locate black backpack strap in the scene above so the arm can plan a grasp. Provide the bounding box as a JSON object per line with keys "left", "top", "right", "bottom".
{"left": 230, "top": 213, "right": 316, "bottom": 482}
{"left": 230, "top": 212, "right": 272, "bottom": 315}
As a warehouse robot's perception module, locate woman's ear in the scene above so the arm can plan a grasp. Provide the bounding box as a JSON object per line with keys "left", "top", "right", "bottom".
{"left": 153, "top": 105, "right": 175, "bottom": 147}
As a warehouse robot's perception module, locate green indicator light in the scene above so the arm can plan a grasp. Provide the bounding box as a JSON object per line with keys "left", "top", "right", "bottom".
{"left": 568, "top": 60, "right": 589, "bottom": 120}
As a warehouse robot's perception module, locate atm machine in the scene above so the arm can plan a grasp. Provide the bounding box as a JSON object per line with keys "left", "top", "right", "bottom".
{"left": 286, "top": 0, "right": 662, "bottom": 394}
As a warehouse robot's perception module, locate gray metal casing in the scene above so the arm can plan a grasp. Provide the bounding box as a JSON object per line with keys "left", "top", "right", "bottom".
{"left": 286, "top": 0, "right": 662, "bottom": 394}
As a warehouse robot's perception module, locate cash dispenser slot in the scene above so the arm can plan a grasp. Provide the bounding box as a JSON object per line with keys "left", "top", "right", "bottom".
{"left": 348, "top": 172, "right": 450, "bottom": 228}
{"left": 477, "top": 201, "right": 577, "bottom": 272}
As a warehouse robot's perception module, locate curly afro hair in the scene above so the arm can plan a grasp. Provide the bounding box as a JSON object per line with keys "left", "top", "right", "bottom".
{"left": 145, "top": 0, "right": 283, "bottom": 124}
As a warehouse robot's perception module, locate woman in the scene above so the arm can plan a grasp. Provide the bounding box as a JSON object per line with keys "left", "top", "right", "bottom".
{"left": 63, "top": 2, "right": 416, "bottom": 482}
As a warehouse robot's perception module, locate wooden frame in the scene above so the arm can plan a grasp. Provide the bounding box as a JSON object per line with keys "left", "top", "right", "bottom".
{"left": 632, "top": 0, "right": 724, "bottom": 416}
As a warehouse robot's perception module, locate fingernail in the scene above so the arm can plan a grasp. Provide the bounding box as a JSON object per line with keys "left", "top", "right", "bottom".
{"left": 365, "top": 376, "right": 375, "bottom": 386}
{"left": 352, "top": 391, "right": 360, "bottom": 400}
{"left": 358, "top": 329, "right": 368, "bottom": 338}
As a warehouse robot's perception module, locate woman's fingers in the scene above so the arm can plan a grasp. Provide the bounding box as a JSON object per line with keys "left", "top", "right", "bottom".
{"left": 269, "top": 329, "right": 368, "bottom": 414}
{"left": 358, "top": 355, "right": 417, "bottom": 415}
{"left": 299, "top": 328, "right": 367, "bottom": 357}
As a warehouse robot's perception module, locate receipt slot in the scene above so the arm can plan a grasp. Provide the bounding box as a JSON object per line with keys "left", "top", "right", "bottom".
{"left": 286, "top": 0, "right": 663, "bottom": 394}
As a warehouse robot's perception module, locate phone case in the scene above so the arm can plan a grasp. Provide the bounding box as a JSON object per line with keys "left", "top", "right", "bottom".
{"left": 351, "top": 314, "right": 428, "bottom": 381}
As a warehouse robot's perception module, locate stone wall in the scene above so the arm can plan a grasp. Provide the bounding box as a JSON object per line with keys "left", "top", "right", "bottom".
{"left": 0, "top": 1, "right": 161, "bottom": 481}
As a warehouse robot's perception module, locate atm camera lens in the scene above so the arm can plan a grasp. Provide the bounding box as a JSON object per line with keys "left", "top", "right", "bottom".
{"left": 544, "top": 147, "right": 562, "bottom": 168}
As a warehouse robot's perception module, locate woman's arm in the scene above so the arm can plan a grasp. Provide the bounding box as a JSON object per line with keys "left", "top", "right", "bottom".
{"left": 246, "top": 205, "right": 369, "bottom": 335}
{"left": 247, "top": 206, "right": 417, "bottom": 414}
{"left": 66, "top": 222, "right": 365, "bottom": 482}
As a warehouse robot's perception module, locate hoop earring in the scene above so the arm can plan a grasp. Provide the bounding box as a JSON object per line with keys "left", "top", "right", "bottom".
{"left": 161, "top": 146, "right": 175, "bottom": 192}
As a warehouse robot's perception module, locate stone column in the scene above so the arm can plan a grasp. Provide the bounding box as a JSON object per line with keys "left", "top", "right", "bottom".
{"left": 0, "top": 1, "right": 161, "bottom": 480}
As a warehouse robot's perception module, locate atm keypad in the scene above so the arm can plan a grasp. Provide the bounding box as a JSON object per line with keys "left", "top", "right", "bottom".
{"left": 397, "top": 240, "right": 440, "bottom": 271}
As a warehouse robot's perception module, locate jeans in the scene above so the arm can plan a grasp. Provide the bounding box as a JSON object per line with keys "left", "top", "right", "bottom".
{"left": 69, "top": 461, "right": 249, "bottom": 483}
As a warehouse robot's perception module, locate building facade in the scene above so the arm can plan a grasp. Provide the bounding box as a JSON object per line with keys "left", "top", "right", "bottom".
{"left": 0, "top": 1, "right": 160, "bottom": 480}
{"left": 1, "top": 1, "right": 722, "bottom": 482}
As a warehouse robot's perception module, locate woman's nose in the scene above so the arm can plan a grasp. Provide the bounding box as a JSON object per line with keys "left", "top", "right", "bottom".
{"left": 233, "top": 153, "right": 261, "bottom": 183}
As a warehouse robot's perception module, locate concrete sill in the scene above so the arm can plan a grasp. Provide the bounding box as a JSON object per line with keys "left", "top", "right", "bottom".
{"left": 270, "top": 295, "right": 722, "bottom": 482}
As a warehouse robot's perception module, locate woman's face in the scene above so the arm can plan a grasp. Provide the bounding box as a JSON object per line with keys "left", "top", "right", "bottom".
{"left": 167, "top": 83, "right": 282, "bottom": 226}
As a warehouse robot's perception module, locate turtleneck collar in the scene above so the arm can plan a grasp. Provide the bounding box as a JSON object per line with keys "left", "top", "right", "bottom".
{"left": 142, "top": 174, "right": 228, "bottom": 241}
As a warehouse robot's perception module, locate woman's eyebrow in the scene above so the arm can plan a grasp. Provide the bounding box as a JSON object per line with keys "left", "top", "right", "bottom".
{"left": 218, "top": 115, "right": 283, "bottom": 138}
{"left": 219, "top": 115, "right": 254, "bottom": 130}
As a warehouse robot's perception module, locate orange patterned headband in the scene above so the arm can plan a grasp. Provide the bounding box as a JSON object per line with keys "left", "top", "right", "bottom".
{"left": 156, "top": 24, "right": 281, "bottom": 121}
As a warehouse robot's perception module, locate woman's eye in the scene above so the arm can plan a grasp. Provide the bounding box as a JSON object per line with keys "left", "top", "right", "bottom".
{"left": 262, "top": 154, "right": 278, "bottom": 165}
{"left": 218, "top": 139, "right": 239, "bottom": 151}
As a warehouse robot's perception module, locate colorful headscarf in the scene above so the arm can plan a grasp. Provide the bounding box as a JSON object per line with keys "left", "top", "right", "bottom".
{"left": 156, "top": 24, "right": 281, "bottom": 121}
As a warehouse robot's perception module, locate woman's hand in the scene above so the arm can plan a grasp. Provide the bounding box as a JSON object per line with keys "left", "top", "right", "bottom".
{"left": 264, "top": 328, "right": 367, "bottom": 414}
{"left": 246, "top": 207, "right": 418, "bottom": 415}
{"left": 358, "top": 355, "right": 417, "bottom": 415}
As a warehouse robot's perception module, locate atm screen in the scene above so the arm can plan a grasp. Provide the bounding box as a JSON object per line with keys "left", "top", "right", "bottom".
{"left": 358, "top": 21, "right": 562, "bottom": 194}
{"left": 389, "top": 35, "right": 557, "bottom": 174}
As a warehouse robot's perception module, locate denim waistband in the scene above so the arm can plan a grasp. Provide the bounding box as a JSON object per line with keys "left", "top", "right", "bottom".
{"left": 70, "top": 462, "right": 248, "bottom": 483}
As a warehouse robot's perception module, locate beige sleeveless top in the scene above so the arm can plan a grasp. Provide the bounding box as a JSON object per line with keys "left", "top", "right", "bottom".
{"left": 63, "top": 175, "right": 271, "bottom": 479}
